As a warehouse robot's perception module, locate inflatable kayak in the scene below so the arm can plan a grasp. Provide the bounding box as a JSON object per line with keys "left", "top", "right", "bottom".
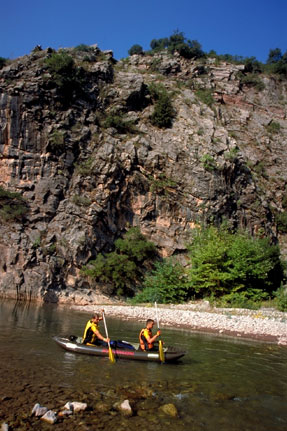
{"left": 54, "top": 336, "right": 185, "bottom": 362}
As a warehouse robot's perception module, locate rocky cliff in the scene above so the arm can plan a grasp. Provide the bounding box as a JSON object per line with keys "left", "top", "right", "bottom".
{"left": 0, "top": 46, "right": 286, "bottom": 302}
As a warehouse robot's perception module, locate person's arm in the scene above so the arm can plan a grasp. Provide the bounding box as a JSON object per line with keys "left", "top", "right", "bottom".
{"left": 145, "top": 330, "right": 160, "bottom": 344}
{"left": 92, "top": 326, "right": 109, "bottom": 342}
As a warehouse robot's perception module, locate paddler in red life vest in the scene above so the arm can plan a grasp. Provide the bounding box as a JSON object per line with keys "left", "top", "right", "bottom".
{"left": 82, "top": 312, "right": 110, "bottom": 346}
{"left": 139, "top": 319, "right": 161, "bottom": 351}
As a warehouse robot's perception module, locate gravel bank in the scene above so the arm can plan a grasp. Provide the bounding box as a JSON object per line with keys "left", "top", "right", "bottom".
{"left": 70, "top": 302, "right": 287, "bottom": 346}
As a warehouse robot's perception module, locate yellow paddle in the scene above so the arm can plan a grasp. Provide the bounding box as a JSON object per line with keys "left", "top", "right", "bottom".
{"left": 155, "top": 302, "right": 165, "bottom": 363}
{"left": 102, "top": 311, "right": 116, "bottom": 363}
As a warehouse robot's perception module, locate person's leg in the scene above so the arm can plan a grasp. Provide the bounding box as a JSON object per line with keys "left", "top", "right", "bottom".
{"left": 94, "top": 339, "right": 109, "bottom": 347}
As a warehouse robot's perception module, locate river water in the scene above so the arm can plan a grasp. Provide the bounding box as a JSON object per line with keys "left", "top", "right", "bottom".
{"left": 0, "top": 300, "right": 287, "bottom": 430}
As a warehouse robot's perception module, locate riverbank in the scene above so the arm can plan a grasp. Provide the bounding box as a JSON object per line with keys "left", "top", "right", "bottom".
{"left": 70, "top": 302, "right": 287, "bottom": 346}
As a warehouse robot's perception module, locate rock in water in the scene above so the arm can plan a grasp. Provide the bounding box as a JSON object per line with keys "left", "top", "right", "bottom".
{"left": 31, "top": 403, "right": 48, "bottom": 417}
{"left": 64, "top": 401, "right": 87, "bottom": 412}
{"left": 114, "top": 399, "right": 133, "bottom": 417}
{"left": 158, "top": 403, "right": 178, "bottom": 417}
{"left": 58, "top": 409, "right": 73, "bottom": 417}
{"left": 40, "top": 410, "right": 57, "bottom": 424}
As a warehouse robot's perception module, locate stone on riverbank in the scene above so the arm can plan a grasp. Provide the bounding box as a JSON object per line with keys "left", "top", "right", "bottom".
{"left": 158, "top": 403, "right": 178, "bottom": 417}
{"left": 31, "top": 403, "right": 48, "bottom": 417}
{"left": 40, "top": 410, "right": 57, "bottom": 424}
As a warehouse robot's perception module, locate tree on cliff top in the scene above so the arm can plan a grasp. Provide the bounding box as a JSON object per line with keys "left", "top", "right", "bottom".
{"left": 128, "top": 44, "right": 144, "bottom": 56}
{"left": 44, "top": 51, "right": 83, "bottom": 102}
{"left": 149, "top": 30, "right": 204, "bottom": 59}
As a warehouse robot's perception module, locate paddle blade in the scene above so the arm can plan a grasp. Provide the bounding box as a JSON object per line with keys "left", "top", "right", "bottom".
{"left": 159, "top": 340, "right": 165, "bottom": 363}
{"left": 108, "top": 346, "right": 116, "bottom": 363}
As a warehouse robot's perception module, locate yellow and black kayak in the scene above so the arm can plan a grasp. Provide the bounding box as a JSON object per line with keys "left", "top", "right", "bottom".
{"left": 54, "top": 336, "right": 185, "bottom": 363}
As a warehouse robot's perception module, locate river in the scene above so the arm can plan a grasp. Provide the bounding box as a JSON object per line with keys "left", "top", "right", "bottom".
{"left": 0, "top": 300, "right": 287, "bottom": 430}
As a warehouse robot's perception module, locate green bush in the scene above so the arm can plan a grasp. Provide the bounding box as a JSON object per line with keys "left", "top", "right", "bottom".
{"left": 0, "top": 186, "right": 28, "bottom": 222}
{"left": 83, "top": 252, "right": 138, "bottom": 296}
{"left": 200, "top": 154, "right": 217, "bottom": 171}
{"left": 274, "top": 286, "right": 287, "bottom": 311}
{"left": 187, "top": 225, "right": 283, "bottom": 298}
{"left": 47, "top": 130, "right": 65, "bottom": 154}
{"left": 128, "top": 44, "right": 144, "bottom": 56}
{"left": 239, "top": 73, "right": 265, "bottom": 91}
{"left": 149, "top": 173, "right": 177, "bottom": 195}
{"left": 267, "top": 48, "right": 283, "bottom": 64}
{"left": 150, "top": 31, "right": 204, "bottom": 59}
{"left": 103, "top": 112, "right": 137, "bottom": 134}
{"left": 133, "top": 260, "right": 189, "bottom": 304}
{"left": 195, "top": 88, "right": 214, "bottom": 107}
{"left": 73, "top": 44, "right": 94, "bottom": 53}
{"left": 0, "top": 57, "right": 7, "bottom": 69}
{"left": 149, "top": 83, "right": 175, "bottom": 128}
{"left": 265, "top": 121, "right": 281, "bottom": 134}
{"left": 275, "top": 211, "right": 287, "bottom": 233}
{"left": 44, "top": 51, "right": 82, "bottom": 101}
{"left": 114, "top": 227, "right": 156, "bottom": 262}
{"left": 215, "top": 289, "right": 268, "bottom": 309}
{"left": 75, "top": 158, "right": 93, "bottom": 176}
{"left": 81, "top": 227, "right": 156, "bottom": 296}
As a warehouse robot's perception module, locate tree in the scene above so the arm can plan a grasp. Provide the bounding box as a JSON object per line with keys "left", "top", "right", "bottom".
{"left": 128, "top": 44, "right": 144, "bottom": 56}
{"left": 149, "top": 83, "right": 175, "bottom": 128}
{"left": 243, "top": 56, "right": 263, "bottom": 73}
{"left": 44, "top": 51, "right": 82, "bottom": 102}
{"left": 267, "top": 48, "right": 282, "bottom": 64}
{"left": 0, "top": 57, "right": 7, "bottom": 69}
{"left": 149, "top": 31, "right": 204, "bottom": 59}
{"left": 81, "top": 227, "right": 156, "bottom": 296}
{"left": 150, "top": 38, "right": 169, "bottom": 51}
{"left": 134, "top": 260, "right": 189, "bottom": 303}
{"left": 187, "top": 226, "right": 283, "bottom": 298}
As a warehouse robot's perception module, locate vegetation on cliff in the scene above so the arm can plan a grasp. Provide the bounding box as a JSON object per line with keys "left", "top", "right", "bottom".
{"left": 0, "top": 186, "right": 28, "bottom": 222}
{"left": 128, "top": 30, "right": 287, "bottom": 77}
{"left": 81, "top": 228, "right": 156, "bottom": 296}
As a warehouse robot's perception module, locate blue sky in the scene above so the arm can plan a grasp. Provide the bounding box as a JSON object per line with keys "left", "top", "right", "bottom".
{"left": 1, "top": 0, "right": 286, "bottom": 62}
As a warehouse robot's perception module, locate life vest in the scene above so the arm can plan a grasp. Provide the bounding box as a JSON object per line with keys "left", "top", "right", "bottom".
{"left": 139, "top": 328, "right": 153, "bottom": 351}
{"left": 83, "top": 320, "right": 99, "bottom": 344}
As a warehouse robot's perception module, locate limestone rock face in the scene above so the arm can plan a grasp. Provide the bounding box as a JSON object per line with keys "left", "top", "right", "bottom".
{"left": 0, "top": 47, "right": 287, "bottom": 300}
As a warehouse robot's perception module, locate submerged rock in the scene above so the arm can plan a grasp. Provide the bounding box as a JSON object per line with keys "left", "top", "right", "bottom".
{"left": 63, "top": 401, "right": 88, "bottom": 412}
{"left": 94, "top": 401, "right": 111, "bottom": 413}
{"left": 40, "top": 410, "right": 57, "bottom": 424}
{"left": 158, "top": 403, "right": 178, "bottom": 417}
{"left": 58, "top": 409, "right": 73, "bottom": 417}
{"left": 114, "top": 399, "right": 133, "bottom": 417}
